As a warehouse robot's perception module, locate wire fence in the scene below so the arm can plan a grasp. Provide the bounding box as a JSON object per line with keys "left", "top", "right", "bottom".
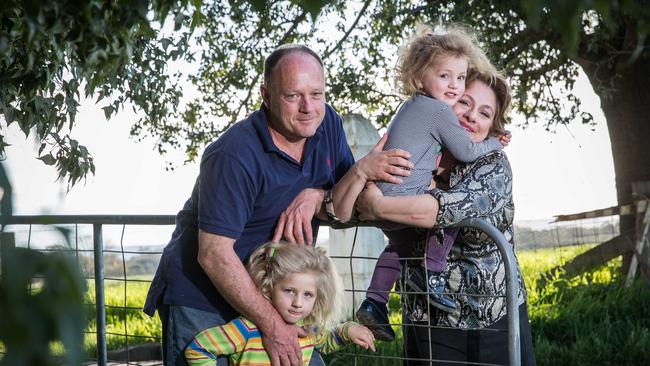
{"left": 0, "top": 214, "right": 623, "bottom": 366}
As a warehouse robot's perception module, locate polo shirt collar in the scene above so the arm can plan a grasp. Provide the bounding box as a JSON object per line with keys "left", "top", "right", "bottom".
{"left": 252, "top": 106, "right": 324, "bottom": 165}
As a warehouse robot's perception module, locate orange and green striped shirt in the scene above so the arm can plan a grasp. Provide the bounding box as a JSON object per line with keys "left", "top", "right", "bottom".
{"left": 185, "top": 317, "right": 354, "bottom": 366}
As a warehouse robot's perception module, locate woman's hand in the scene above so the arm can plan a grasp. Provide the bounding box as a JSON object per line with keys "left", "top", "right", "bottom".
{"left": 356, "top": 182, "right": 384, "bottom": 221}
{"left": 354, "top": 133, "right": 413, "bottom": 184}
{"left": 347, "top": 323, "right": 376, "bottom": 352}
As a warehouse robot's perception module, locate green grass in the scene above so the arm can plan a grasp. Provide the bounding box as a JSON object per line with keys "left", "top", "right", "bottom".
{"left": 518, "top": 246, "right": 650, "bottom": 365}
{"left": 83, "top": 279, "right": 161, "bottom": 356}
{"left": 84, "top": 245, "right": 649, "bottom": 365}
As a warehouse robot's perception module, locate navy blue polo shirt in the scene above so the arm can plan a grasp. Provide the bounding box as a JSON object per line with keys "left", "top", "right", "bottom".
{"left": 144, "top": 104, "right": 354, "bottom": 316}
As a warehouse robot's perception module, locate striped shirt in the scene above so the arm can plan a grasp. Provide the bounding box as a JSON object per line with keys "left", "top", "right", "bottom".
{"left": 185, "top": 317, "right": 354, "bottom": 366}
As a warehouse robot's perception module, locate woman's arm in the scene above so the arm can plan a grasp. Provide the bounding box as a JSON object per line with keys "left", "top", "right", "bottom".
{"left": 356, "top": 152, "right": 511, "bottom": 229}
{"left": 356, "top": 182, "right": 439, "bottom": 228}
{"left": 329, "top": 134, "right": 413, "bottom": 222}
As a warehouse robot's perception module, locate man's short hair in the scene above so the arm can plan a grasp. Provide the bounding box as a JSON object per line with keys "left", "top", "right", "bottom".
{"left": 263, "top": 44, "right": 324, "bottom": 84}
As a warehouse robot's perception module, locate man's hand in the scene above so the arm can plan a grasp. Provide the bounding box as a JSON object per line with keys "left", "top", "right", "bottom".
{"left": 355, "top": 133, "right": 413, "bottom": 183}
{"left": 261, "top": 317, "right": 303, "bottom": 366}
{"left": 272, "top": 188, "right": 324, "bottom": 245}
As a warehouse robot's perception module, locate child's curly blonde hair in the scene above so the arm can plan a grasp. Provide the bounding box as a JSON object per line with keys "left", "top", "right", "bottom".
{"left": 396, "top": 23, "right": 494, "bottom": 97}
{"left": 247, "top": 242, "right": 343, "bottom": 332}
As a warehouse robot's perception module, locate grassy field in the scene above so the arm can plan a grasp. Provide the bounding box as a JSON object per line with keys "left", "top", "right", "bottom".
{"left": 84, "top": 278, "right": 161, "bottom": 353}
{"left": 85, "top": 245, "right": 650, "bottom": 365}
{"left": 519, "top": 245, "right": 650, "bottom": 365}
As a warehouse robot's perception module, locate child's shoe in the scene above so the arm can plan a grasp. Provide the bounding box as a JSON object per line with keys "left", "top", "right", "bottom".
{"left": 355, "top": 297, "right": 395, "bottom": 341}
{"left": 407, "top": 265, "right": 457, "bottom": 312}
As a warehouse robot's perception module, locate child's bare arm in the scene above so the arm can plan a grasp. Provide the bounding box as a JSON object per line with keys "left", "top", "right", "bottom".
{"left": 346, "top": 323, "right": 376, "bottom": 352}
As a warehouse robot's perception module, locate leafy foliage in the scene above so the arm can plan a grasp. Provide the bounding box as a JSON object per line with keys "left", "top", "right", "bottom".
{"left": 0, "top": 244, "right": 87, "bottom": 366}
{"left": 0, "top": 157, "right": 88, "bottom": 365}
{"left": 3, "top": 0, "right": 650, "bottom": 192}
{"left": 0, "top": 0, "right": 200, "bottom": 188}
{"left": 155, "top": 0, "right": 649, "bottom": 164}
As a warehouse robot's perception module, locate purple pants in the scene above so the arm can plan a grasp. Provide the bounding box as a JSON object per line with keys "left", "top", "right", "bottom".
{"left": 367, "top": 227, "right": 459, "bottom": 304}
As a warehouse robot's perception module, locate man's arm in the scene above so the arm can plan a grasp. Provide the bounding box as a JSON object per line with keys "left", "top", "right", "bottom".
{"left": 328, "top": 133, "right": 413, "bottom": 222}
{"left": 272, "top": 135, "right": 413, "bottom": 244}
{"left": 197, "top": 230, "right": 302, "bottom": 366}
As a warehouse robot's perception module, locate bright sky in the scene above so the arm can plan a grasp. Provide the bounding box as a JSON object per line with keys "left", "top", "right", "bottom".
{"left": 4, "top": 67, "right": 616, "bottom": 224}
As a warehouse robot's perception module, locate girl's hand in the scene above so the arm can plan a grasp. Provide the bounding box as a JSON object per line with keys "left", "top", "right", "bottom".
{"left": 498, "top": 130, "right": 512, "bottom": 147}
{"left": 356, "top": 182, "right": 384, "bottom": 221}
{"left": 347, "top": 323, "right": 376, "bottom": 352}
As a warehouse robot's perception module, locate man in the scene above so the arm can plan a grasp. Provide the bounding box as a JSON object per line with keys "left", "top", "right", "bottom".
{"left": 144, "top": 44, "right": 411, "bottom": 366}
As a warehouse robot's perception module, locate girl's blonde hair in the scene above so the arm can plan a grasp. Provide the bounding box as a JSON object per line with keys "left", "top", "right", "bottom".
{"left": 247, "top": 242, "right": 343, "bottom": 332}
{"left": 396, "top": 23, "right": 494, "bottom": 97}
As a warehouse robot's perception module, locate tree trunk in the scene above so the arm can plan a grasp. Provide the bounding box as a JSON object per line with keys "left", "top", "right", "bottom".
{"left": 579, "top": 58, "right": 650, "bottom": 236}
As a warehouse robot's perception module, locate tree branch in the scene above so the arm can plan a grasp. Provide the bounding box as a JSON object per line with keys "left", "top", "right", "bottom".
{"left": 322, "top": 0, "right": 372, "bottom": 59}
{"left": 517, "top": 55, "right": 568, "bottom": 85}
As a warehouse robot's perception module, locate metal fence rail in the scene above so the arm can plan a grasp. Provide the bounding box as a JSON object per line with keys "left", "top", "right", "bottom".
{"left": 454, "top": 218, "right": 520, "bottom": 366}
{"left": 0, "top": 215, "right": 521, "bottom": 366}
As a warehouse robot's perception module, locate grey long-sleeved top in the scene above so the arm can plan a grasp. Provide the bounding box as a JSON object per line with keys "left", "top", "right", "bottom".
{"left": 376, "top": 94, "right": 501, "bottom": 196}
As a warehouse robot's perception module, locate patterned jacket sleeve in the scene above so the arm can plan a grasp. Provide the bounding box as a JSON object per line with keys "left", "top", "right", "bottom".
{"left": 429, "top": 151, "right": 512, "bottom": 229}
{"left": 184, "top": 319, "right": 248, "bottom": 365}
{"left": 313, "top": 321, "right": 355, "bottom": 354}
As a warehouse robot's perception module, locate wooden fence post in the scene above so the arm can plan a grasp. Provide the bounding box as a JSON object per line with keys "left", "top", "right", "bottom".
{"left": 625, "top": 181, "right": 650, "bottom": 286}
{"left": 624, "top": 200, "right": 650, "bottom": 286}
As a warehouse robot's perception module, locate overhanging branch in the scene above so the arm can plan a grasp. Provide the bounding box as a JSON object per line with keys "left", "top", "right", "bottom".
{"left": 323, "top": 0, "right": 372, "bottom": 59}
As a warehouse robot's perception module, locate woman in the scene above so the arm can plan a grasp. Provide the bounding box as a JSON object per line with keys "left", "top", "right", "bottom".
{"left": 355, "top": 71, "right": 536, "bottom": 365}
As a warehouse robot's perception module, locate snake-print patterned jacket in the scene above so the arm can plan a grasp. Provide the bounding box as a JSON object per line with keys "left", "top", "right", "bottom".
{"left": 400, "top": 150, "right": 527, "bottom": 328}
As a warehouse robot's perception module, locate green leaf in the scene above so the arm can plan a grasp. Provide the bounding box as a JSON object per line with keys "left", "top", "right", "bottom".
{"left": 102, "top": 105, "right": 115, "bottom": 120}
{"left": 248, "top": 0, "right": 267, "bottom": 13}
{"left": 38, "top": 154, "right": 57, "bottom": 166}
{"left": 160, "top": 37, "right": 172, "bottom": 51}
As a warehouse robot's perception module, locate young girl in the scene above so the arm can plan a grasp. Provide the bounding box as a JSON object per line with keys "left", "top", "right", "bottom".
{"left": 355, "top": 25, "right": 508, "bottom": 341}
{"left": 185, "top": 242, "right": 376, "bottom": 365}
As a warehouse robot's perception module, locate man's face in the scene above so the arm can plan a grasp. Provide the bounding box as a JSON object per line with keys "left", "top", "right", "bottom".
{"left": 261, "top": 52, "right": 326, "bottom": 143}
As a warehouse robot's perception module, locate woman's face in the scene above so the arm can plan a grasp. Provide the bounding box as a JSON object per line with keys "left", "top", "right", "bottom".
{"left": 452, "top": 80, "right": 496, "bottom": 142}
